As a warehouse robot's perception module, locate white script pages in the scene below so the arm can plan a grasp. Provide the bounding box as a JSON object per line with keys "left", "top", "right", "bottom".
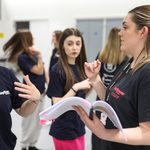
{"left": 39, "top": 97, "right": 123, "bottom": 133}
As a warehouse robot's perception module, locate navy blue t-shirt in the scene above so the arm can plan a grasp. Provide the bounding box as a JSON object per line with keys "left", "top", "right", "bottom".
{"left": 48, "top": 48, "right": 59, "bottom": 73}
{"left": 18, "top": 52, "right": 45, "bottom": 94}
{"left": 101, "top": 62, "right": 150, "bottom": 150}
{"left": 0, "top": 66, "right": 25, "bottom": 150}
{"left": 47, "top": 63, "right": 86, "bottom": 140}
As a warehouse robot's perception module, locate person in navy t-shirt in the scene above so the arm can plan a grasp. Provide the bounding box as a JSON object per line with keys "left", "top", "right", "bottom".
{"left": 0, "top": 66, "right": 40, "bottom": 150}
{"left": 3, "top": 30, "right": 46, "bottom": 150}
{"left": 47, "top": 28, "right": 91, "bottom": 150}
{"left": 48, "top": 30, "right": 62, "bottom": 74}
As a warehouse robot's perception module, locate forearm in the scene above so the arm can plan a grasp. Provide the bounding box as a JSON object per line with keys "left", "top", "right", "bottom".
{"left": 16, "top": 100, "right": 39, "bottom": 117}
{"left": 91, "top": 75, "right": 106, "bottom": 100}
{"left": 52, "top": 88, "right": 77, "bottom": 104}
{"left": 52, "top": 79, "right": 91, "bottom": 104}
{"left": 121, "top": 125, "right": 150, "bottom": 145}
{"left": 37, "top": 57, "right": 44, "bottom": 73}
{"left": 96, "top": 125, "right": 150, "bottom": 145}
{"left": 44, "top": 69, "right": 49, "bottom": 84}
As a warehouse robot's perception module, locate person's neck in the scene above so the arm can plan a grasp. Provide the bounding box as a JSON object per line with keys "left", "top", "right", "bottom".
{"left": 131, "top": 50, "right": 145, "bottom": 68}
{"left": 68, "top": 58, "right": 76, "bottom": 65}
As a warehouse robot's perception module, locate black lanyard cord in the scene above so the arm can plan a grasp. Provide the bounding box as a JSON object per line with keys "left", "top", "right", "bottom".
{"left": 106, "top": 58, "right": 133, "bottom": 101}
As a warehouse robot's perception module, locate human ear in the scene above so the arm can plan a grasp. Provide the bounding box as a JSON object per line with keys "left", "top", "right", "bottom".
{"left": 140, "top": 26, "right": 148, "bottom": 38}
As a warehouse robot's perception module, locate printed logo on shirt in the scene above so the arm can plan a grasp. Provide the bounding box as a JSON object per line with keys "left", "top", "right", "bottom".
{"left": 102, "top": 73, "right": 114, "bottom": 86}
{"left": 0, "top": 90, "right": 10, "bottom": 95}
{"left": 104, "top": 64, "right": 117, "bottom": 73}
{"left": 111, "top": 86, "right": 125, "bottom": 100}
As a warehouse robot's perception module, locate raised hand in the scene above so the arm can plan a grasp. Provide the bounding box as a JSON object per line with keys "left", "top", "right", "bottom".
{"left": 84, "top": 59, "right": 101, "bottom": 80}
{"left": 28, "top": 46, "right": 42, "bottom": 58}
{"left": 14, "top": 75, "right": 41, "bottom": 103}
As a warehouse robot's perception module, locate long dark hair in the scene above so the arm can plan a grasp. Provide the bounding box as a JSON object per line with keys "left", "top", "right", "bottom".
{"left": 3, "top": 29, "right": 33, "bottom": 62}
{"left": 58, "top": 28, "right": 87, "bottom": 92}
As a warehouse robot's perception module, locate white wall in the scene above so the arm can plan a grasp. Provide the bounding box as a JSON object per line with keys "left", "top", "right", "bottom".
{"left": 1, "top": 0, "right": 150, "bottom": 68}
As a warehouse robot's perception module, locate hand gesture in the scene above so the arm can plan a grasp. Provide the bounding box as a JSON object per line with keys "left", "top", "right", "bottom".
{"left": 74, "top": 79, "right": 91, "bottom": 91}
{"left": 14, "top": 75, "right": 41, "bottom": 103}
{"left": 28, "top": 46, "right": 42, "bottom": 58}
{"left": 73, "top": 105, "right": 106, "bottom": 139}
{"left": 84, "top": 60, "right": 101, "bottom": 81}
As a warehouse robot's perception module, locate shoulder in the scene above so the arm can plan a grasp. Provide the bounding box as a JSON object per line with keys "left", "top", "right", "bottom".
{"left": 18, "top": 52, "right": 28, "bottom": 59}
{"left": 0, "top": 66, "right": 17, "bottom": 83}
{"left": 19, "top": 52, "right": 27, "bottom": 56}
{"left": 53, "top": 48, "right": 58, "bottom": 54}
{"left": 51, "top": 62, "right": 63, "bottom": 72}
{"left": 138, "top": 63, "right": 150, "bottom": 73}
{"left": 136, "top": 63, "right": 150, "bottom": 80}
{"left": 142, "top": 63, "right": 150, "bottom": 69}
{"left": 50, "top": 63, "right": 65, "bottom": 79}
{"left": 0, "top": 66, "right": 12, "bottom": 76}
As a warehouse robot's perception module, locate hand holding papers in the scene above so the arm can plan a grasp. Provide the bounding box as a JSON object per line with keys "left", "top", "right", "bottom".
{"left": 39, "top": 97, "right": 123, "bottom": 133}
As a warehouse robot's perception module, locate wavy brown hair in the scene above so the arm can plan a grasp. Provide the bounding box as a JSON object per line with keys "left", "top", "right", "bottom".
{"left": 3, "top": 29, "right": 33, "bottom": 62}
{"left": 58, "top": 28, "right": 87, "bottom": 92}
{"left": 53, "top": 30, "right": 62, "bottom": 48}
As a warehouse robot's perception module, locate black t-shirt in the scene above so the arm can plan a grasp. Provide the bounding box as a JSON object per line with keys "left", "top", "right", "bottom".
{"left": 48, "top": 48, "right": 59, "bottom": 73}
{"left": 102, "top": 62, "right": 150, "bottom": 150}
{"left": 18, "top": 52, "right": 45, "bottom": 94}
{"left": 95, "top": 57, "right": 128, "bottom": 119}
{"left": 0, "top": 66, "right": 24, "bottom": 150}
{"left": 47, "top": 63, "right": 85, "bottom": 140}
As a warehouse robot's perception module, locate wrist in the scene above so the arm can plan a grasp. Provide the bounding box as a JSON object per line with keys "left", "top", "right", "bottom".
{"left": 71, "top": 86, "right": 77, "bottom": 94}
{"left": 90, "top": 75, "right": 101, "bottom": 84}
{"left": 38, "top": 56, "right": 42, "bottom": 60}
{"left": 31, "top": 100, "right": 39, "bottom": 105}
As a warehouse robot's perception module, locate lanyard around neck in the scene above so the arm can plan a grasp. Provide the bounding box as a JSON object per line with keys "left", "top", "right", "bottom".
{"left": 106, "top": 58, "right": 133, "bottom": 102}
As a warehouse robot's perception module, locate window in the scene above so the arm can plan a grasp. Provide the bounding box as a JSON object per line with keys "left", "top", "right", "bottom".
{"left": 15, "top": 21, "right": 30, "bottom": 30}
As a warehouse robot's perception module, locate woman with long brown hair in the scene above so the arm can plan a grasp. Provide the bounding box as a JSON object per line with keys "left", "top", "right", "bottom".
{"left": 47, "top": 28, "right": 91, "bottom": 150}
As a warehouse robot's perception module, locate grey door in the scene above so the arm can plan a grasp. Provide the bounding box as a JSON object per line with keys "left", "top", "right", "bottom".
{"left": 76, "top": 18, "right": 123, "bottom": 62}
{"left": 76, "top": 19, "right": 103, "bottom": 62}
{"left": 105, "top": 18, "right": 123, "bottom": 40}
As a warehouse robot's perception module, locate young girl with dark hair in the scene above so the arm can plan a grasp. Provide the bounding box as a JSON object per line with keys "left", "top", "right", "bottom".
{"left": 47, "top": 28, "right": 91, "bottom": 150}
